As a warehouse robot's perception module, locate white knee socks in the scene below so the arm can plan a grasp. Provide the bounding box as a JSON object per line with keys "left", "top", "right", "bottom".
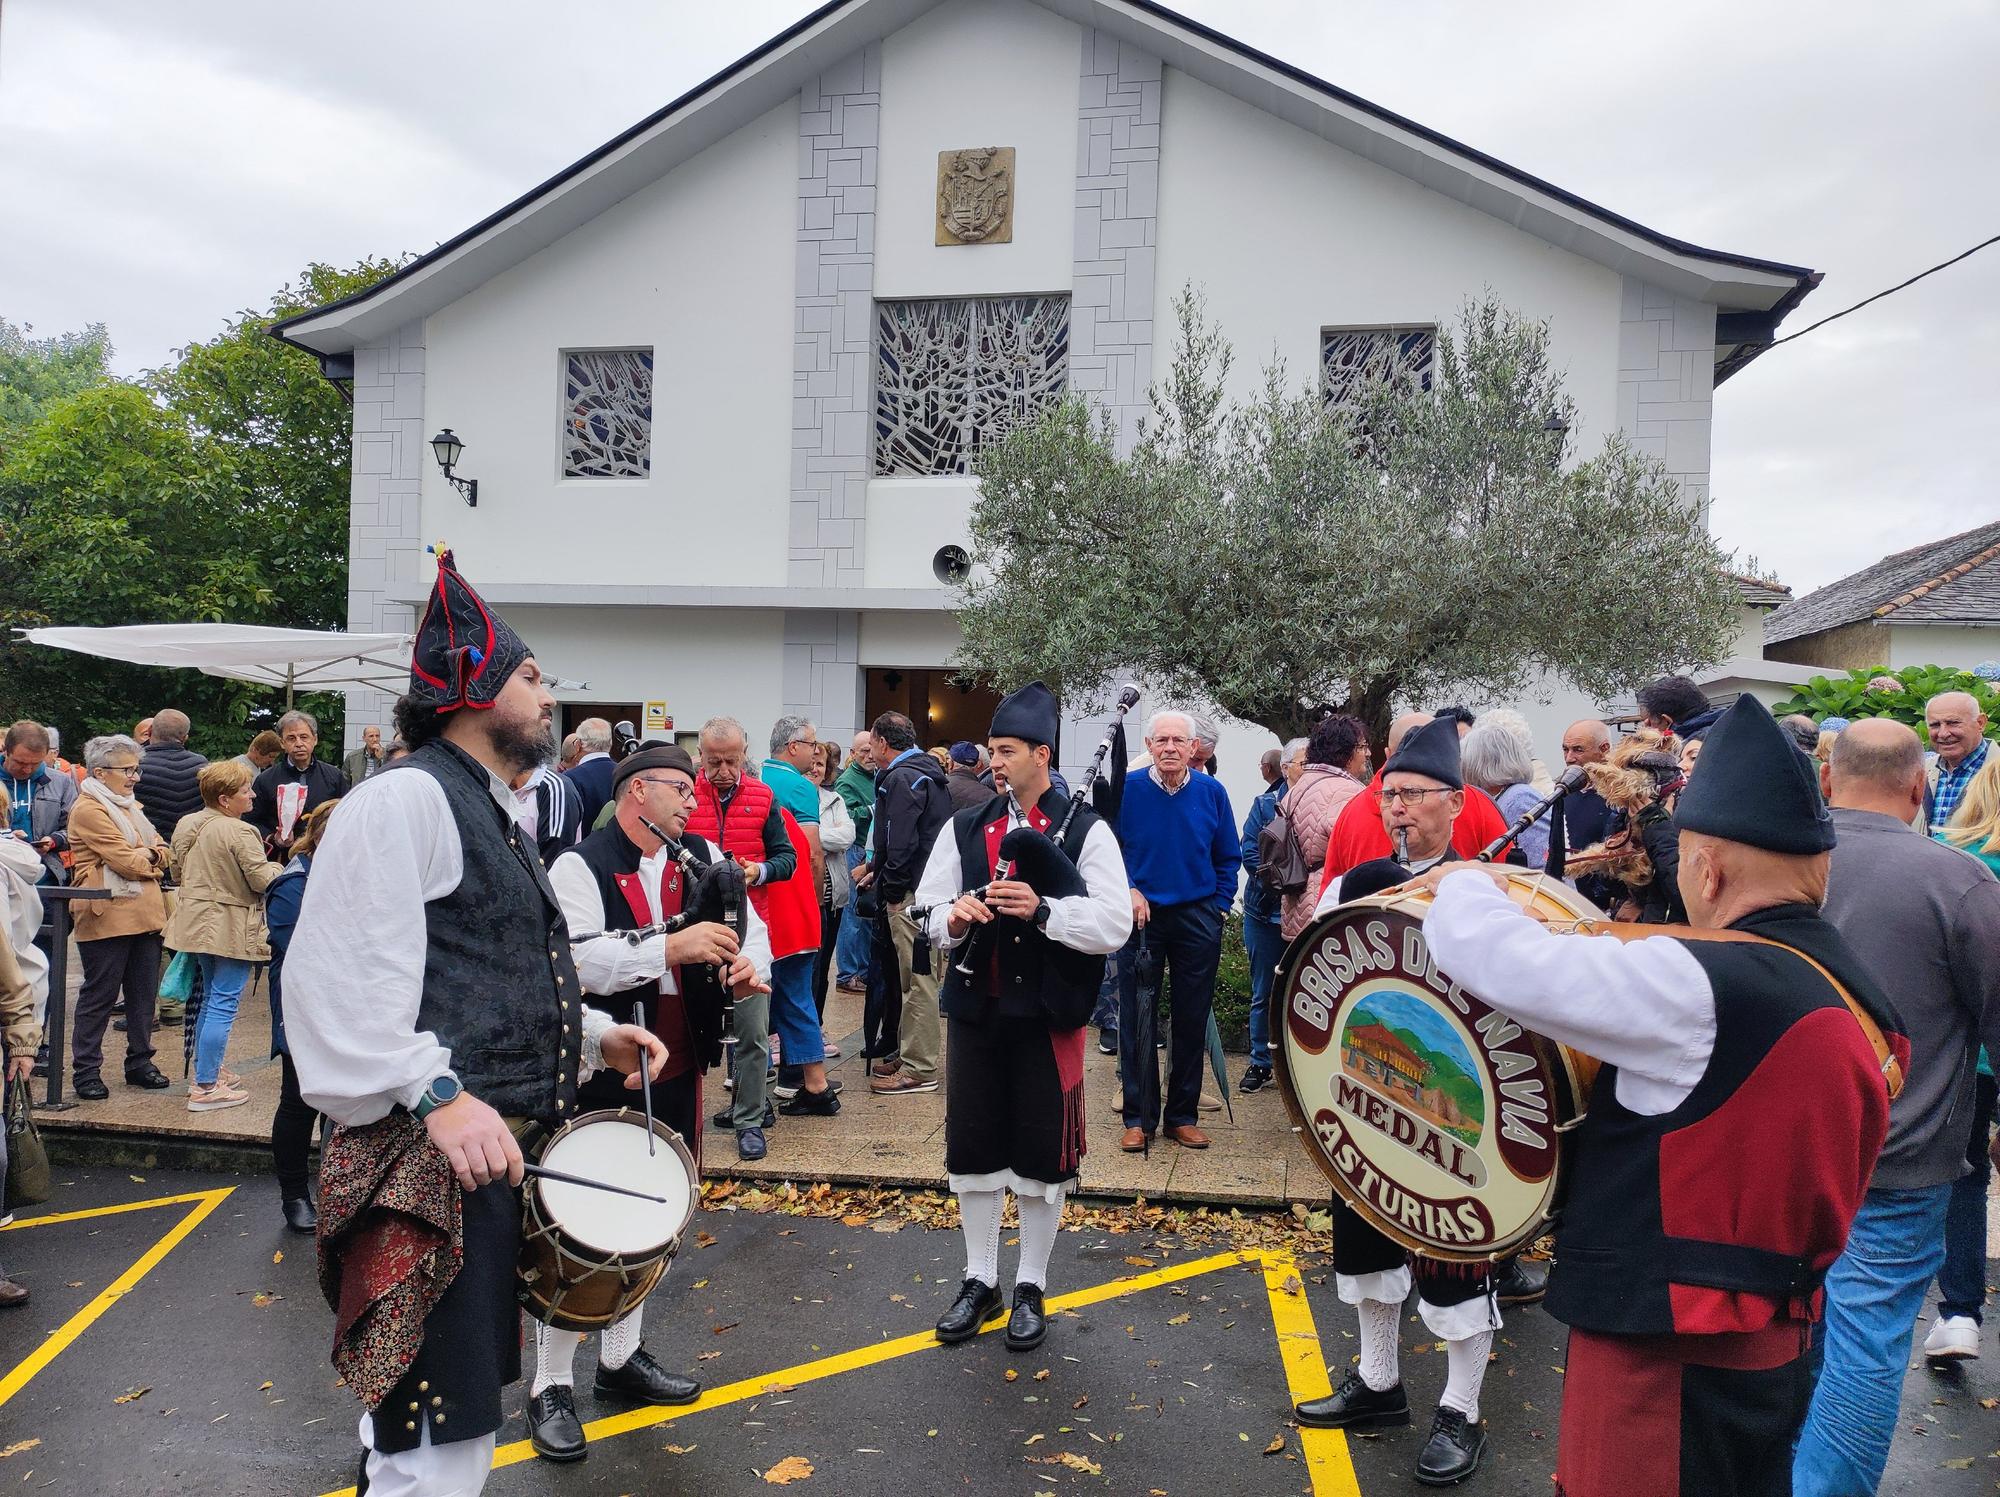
{"left": 599, "top": 1306, "right": 642, "bottom": 1371}
{"left": 1357, "top": 1299, "right": 1402, "bottom": 1392}
{"left": 531, "top": 1323, "right": 582, "bottom": 1394}
{"left": 1014, "top": 1194, "right": 1062, "bottom": 1290}
{"left": 1440, "top": 1330, "right": 1491, "bottom": 1424}
{"left": 958, "top": 1188, "right": 1003, "bottom": 1287}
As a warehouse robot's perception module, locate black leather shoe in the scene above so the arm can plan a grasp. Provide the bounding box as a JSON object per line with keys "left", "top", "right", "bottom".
{"left": 1005, "top": 1285, "right": 1048, "bottom": 1351}
{"left": 1294, "top": 1370, "right": 1411, "bottom": 1430}
{"left": 1493, "top": 1256, "right": 1548, "bottom": 1307}
{"left": 594, "top": 1347, "right": 700, "bottom": 1406}
{"left": 1415, "top": 1405, "right": 1486, "bottom": 1485}
{"left": 124, "top": 1063, "right": 171, "bottom": 1090}
{"left": 73, "top": 1076, "right": 109, "bottom": 1102}
{"left": 526, "top": 1384, "right": 586, "bottom": 1463}
{"left": 935, "top": 1278, "right": 1004, "bottom": 1344}
{"left": 778, "top": 1085, "right": 840, "bottom": 1117}
{"left": 282, "top": 1197, "right": 318, "bottom": 1234}
{"left": 712, "top": 1103, "right": 775, "bottom": 1131}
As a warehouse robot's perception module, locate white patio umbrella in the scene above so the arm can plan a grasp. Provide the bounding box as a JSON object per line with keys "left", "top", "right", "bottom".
{"left": 18, "top": 623, "right": 588, "bottom": 705}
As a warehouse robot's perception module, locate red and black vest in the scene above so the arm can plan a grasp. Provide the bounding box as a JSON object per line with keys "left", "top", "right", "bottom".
{"left": 565, "top": 821, "right": 727, "bottom": 1098}
{"left": 1547, "top": 904, "right": 1901, "bottom": 1338}
{"left": 686, "top": 776, "right": 819, "bottom": 960}
{"left": 938, "top": 788, "right": 1107, "bottom": 1028}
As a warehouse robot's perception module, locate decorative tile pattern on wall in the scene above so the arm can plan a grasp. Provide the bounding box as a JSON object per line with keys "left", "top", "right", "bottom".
{"left": 562, "top": 349, "right": 653, "bottom": 478}
{"left": 874, "top": 295, "right": 1071, "bottom": 476}
{"left": 1618, "top": 276, "right": 1715, "bottom": 517}
{"left": 790, "top": 44, "right": 881, "bottom": 589}
{"left": 344, "top": 319, "right": 426, "bottom": 750}
{"left": 1070, "top": 30, "right": 1160, "bottom": 457}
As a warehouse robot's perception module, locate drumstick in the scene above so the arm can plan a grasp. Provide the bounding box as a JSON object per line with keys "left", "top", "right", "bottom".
{"left": 633, "top": 1000, "right": 656, "bottom": 1157}
{"left": 521, "top": 1162, "right": 670, "bottom": 1204}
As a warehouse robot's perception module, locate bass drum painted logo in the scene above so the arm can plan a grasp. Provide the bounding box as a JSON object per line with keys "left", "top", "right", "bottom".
{"left": 1278, "top": 890, "right": 1596, "bottom": 1260}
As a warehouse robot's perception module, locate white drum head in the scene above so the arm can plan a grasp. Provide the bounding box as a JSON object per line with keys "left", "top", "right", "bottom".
{"left": 538, "top": 1117, "right": 693, "bottom": 1256}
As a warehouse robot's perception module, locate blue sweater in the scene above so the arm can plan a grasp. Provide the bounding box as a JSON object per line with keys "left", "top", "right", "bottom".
{"left": 1118, "top": 769, "right": 1241, "bottom": 907}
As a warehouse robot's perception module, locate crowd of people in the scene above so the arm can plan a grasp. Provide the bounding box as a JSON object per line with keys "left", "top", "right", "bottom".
{"left": 5, "top": 567, "right": 1999, "bottom": 1497}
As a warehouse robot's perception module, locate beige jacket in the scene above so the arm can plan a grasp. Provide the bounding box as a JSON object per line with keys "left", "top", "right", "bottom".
{"left": 1279, "top": 764, "right": 1368, "bottom": 942}
{"left": 166, "top": 809, "right": 281, "bottom": 961}
{"left": 67, "top": 791, "right": 172, "bottom": 942}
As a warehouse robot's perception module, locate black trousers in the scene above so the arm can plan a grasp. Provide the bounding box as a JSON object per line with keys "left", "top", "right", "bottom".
{"left": 73, "top": 931, "right": 161, "bottom": 1080}
{"left": 812, "top": 898, "right": 838, "bottom": 1022}
{"left": 272, "top": 1051, "right": 324, "bottom": 1202}
{"left": 861, "top": 906, "right": 903, "bottom": 1061}
{"left": 1118, "top": 899, "right": 1223, "bottom": 1132}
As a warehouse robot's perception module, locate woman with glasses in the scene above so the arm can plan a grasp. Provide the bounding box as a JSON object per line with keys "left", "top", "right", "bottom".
{"left": 167, "top": 760, "right": 284, "bottom": 1111}
{"left": 66, "top": 734, "right": 174, "bottom": 1100}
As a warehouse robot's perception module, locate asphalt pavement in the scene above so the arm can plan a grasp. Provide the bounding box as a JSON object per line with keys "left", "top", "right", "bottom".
{"left": 0, "top": 1166, "right": 1994, "bottom": 1495}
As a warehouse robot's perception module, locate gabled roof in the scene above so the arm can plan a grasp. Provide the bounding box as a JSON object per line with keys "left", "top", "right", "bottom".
{"left": 1763, "top": 520, "right": 2000, "bottom": 645}
{"left": 1731, "top": 574, "right": 1793, "bottom": 608}
{"left": 271, "top": 0, "right": 1817, "bottom": 372}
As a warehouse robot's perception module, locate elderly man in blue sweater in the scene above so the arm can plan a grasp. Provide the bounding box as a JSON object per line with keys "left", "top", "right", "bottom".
{"left": 1116, "top": 709, "right": 1240, "bottom": 1150}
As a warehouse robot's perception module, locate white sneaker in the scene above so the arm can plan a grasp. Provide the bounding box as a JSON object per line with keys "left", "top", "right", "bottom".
{"left": 1924, "top": 1314, "right": 1981, "bottom": 1361}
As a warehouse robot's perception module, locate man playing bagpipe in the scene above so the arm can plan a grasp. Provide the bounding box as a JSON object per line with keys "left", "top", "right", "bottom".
{"left": 915, "top": 683, "right": 1132, "bottom": 1351}
{"left": 533, "top": 744, "right": 772, "bottom": 1462}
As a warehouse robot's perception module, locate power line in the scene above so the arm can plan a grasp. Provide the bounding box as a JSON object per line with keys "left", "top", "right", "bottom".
{"left": 1768, "top": 233, "right": 2000, "bottom": 348}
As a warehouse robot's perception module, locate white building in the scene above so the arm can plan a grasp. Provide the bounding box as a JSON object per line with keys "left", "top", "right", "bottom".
{"left": 274, "top": 0, "right": 1817, "bottom": 808}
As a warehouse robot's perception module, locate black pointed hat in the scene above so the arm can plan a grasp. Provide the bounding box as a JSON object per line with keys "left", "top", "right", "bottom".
{"left": 991, "top": 681, "right": 1059, "bottom": 747}
{"left": 1673, "top": 694, "right": 1834, "bottom": 854}
{"left": 408, "top": 545, "right": 530, "bottom": 712}
{"left": 1381, "top": 715, "right": 1462, "bottom": 789}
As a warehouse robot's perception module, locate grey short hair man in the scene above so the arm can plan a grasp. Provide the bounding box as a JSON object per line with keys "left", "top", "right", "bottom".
{"left": 769, "top": 715, "right": 814, "bottom": 758}
{"left": 1795, "top": 717, "right": 2000, "bottom": 1490}
{"left": 276, "top": 709, "right": 318, "bottom": 739}
{"left": 148, "top": 709, "right": 191, "bottom": 747}
{"left": 139, "top": 709, "right": 208, "bottom": 844}
{"left": 574, "top": 718, "right": 613, "bottom": 756}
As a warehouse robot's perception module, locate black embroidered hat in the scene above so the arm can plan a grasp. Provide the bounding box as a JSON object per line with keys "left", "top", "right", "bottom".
{"left": 612, "top": 744, "right": 697, "bottom": 799}
{"left": 1673, "top": 694, "right": 1835, "bottom": 855}
{"left": 991, "top": 682, "right": 1060, "bottom": 747}
{"left": 407, "top": 546, "right": 530, "bottom": 712}
{"left": 1381, "top": 715, "right": 1463, "bottom": 790}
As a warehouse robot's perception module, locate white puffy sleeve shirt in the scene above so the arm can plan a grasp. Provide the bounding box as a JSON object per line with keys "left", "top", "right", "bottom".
{"left": 918, "top": 809, "right": 1133, "bottom": 958}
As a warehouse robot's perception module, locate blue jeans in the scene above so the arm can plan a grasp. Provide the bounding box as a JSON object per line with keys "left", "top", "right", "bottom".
{"left": 767, "top": 951, "right": 824, "bottom": 1066}
{"left": 1938, "top": 1072, "right": 1996, "bottom": 1321}
{"left": 1793, "top": 1182, "right": 1952, "bottom": 1496}
{"left": 192, "top": 954, "right": 252, "bottom": 1086}
{"left": 1242, "top": 915, "right": 1283, "bottom": 1070}
{"left": 836, "top": 845, "right": 873, "bottom": 982}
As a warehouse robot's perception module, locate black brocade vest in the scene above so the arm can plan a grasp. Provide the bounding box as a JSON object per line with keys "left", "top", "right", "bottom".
{"left": 566, "top": 822, "right": 727, "bottom": 1078}
{"left": 938, "top": 789, "right": 1106, "bottom": 1026}
{"left": 406, "top": 740, "right": 583, "bottom": 1125}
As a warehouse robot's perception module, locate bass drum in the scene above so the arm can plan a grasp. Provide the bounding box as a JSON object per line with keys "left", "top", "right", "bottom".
{"left": 1276, "top": 873, "right": 1602, "bottom": 1262}
{"left": 517, "top": 1109, "right": 698, "bottom": 1332}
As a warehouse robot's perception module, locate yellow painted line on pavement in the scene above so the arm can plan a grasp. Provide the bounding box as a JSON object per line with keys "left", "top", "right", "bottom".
{"left": 2, "top": 1188, "right": 227, "bottom": 1231}
{"left": 1262, "top": 1250, "right": 1364, "bottom": 1497}
{"left": 0, "top": 1185, "right": 235, "bottom": 1411}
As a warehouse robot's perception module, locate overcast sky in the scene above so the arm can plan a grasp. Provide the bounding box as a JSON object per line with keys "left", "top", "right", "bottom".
{"left": 3, "top": 0, "right": 1994, "bottom": 595}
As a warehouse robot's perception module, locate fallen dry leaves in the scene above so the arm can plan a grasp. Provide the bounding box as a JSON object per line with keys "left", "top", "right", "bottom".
{"left": 113, "top": 1387, "right": 150, "bottom": 1404}
{"left": 763, "top": 1454, "right": 814, "bottom": 1484}
{"left": 0, "top": 1439, "right": 41, "bottom": 1458}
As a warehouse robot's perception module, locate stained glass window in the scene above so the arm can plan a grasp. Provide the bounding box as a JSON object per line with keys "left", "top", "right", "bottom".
{"left": 874, "top": 296, "right": 1069, "bottom": 477}
{"left": 563, "top": 349, "right": 653, "bottom": 478}
{"left": 1320, "top": 327, "right": 1436, "bottom": 414}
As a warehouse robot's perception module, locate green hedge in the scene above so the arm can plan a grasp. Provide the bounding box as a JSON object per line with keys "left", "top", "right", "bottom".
{"left": 1774, "top": 663, "right": 2000, "bottom": 743}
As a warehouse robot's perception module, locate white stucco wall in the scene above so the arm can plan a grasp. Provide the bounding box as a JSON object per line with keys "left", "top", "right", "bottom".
{"left": 873, "top": 0, "right": 1081, "bottom": 300}
{"left": 863, "top": 478, "right": 977, "bottom": 588}
{"left": 1151, "top": 69, "right": 1625, "bottom": 453}
{"left": 857, "top": 607, "right": 961, "bottom": 667}
{"left": 507, "top": 605, "right": 788, "bottom": 745}
{"left": 417, "top": 100, "right": 797, "bottom": 593}
{"left": 1889, "top": 626, "right": 2000, "bottom": 672}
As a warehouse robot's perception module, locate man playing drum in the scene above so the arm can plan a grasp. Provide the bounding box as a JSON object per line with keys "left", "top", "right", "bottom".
{"left": 533, "top": 744, "right": 772, "bottom": 1461}
{"left": 1294, "top": 717, "right": 1513, "bottom": 1485}
{"left": 1407, "top": 696, "right": 1903, "bottom": 1496}
{"left": 917, "top": 683, "right": 1132, "bottom": 1352}
{"left": 287, "top": 549, "right": 667, "bottom": 1497}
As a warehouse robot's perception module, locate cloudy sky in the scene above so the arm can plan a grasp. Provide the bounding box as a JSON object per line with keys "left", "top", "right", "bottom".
{"left": 3, "top": 0, "right": 1994, "bottom": 594}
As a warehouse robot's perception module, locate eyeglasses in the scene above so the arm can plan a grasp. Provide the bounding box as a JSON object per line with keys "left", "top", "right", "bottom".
{"left": 1379, "top": 786, "right": 1452, "bottom": 806}
{"left": 103, "top": 765, "right": 142, "bottom": 779}
{"left": 635, "top": 777, "right": 697, "bottom": 801}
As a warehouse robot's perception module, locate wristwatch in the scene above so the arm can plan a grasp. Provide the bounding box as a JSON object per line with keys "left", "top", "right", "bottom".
{"left": 1032, "top": 898, "right": 1053, "bottom": 931}
{"left": 413, "top": 1071, "right": 462, "bottom": 1119}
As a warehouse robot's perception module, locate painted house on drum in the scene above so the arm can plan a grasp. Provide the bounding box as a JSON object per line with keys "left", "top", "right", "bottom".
{"left": 272, "top": 0, "right": 1818, "bottom": 808}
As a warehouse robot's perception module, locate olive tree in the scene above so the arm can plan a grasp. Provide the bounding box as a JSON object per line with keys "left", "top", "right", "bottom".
{"left": 955, "top": 289, "right": 1741, "bottom": 744}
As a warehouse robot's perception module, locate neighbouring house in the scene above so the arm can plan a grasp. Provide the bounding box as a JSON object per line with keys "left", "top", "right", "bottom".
{"left": 1763, "top": 520, "right": 2000, "bottom": 673}
{"left": 271, "top": 0, "right": 1819, "bottom": 808}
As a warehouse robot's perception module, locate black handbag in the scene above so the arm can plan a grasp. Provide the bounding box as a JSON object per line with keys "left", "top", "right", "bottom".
{"left": 1256, "top": 800, "right": 1312, "bottom": 895}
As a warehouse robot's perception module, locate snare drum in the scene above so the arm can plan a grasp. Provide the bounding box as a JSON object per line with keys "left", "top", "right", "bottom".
{"left": 517, "top": 1109, "right": 698, "bottom": 1332}
{"left": 1277, "top": 872, "right": 1602, "bottom": 1262}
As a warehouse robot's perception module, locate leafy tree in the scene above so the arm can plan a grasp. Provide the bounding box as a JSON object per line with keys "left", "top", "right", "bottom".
{"left": 0, "top": 319, "right": 113, "bottom": 457}
{"left": 1775, "top": 664, "right": 2000, "bottom": 745}
{"left": 955, "top": 290, "right": 1742, "bottom": 744}
{"left": 0, "top": 257, "right": 403, "bottom": 760}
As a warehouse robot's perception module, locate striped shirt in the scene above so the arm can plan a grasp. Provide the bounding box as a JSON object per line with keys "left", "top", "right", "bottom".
{"left": 1929, "top": 738, "right": 1991, "bottom": 834}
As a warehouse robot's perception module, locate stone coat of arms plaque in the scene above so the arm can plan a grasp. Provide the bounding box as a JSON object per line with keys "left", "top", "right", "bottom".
{"left": 936, "top": 146, "right": 1015, "bottom": 245}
